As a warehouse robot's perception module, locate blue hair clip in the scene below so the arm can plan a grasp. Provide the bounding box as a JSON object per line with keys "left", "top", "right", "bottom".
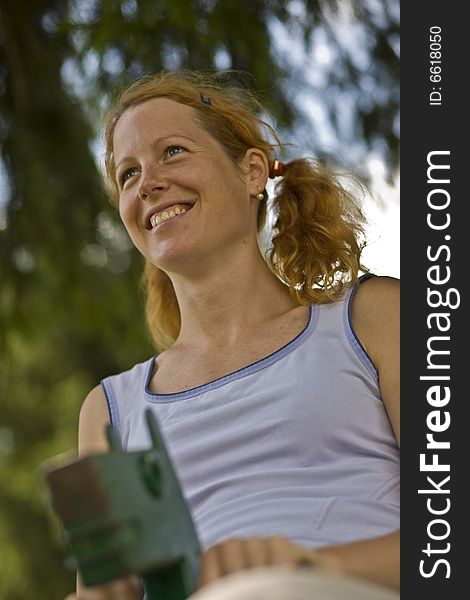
{"left": 199, "top": 93, "right": 212, "bottom": 106}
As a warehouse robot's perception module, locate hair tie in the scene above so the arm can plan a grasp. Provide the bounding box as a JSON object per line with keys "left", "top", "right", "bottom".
{"left": 199, "top": 93, "right": 212, "bottom": 106}
{"left": 269, "top": 160, "right": 285, "bottom": 179}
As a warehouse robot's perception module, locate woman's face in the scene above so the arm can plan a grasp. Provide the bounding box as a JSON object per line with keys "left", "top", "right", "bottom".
{"left": 113, "top": 97, "right": 262, "bottom": 274}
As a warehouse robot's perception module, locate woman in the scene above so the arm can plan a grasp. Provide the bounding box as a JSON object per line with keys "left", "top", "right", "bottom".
{"left": 70, "top": 71, "right": 399, "bottom": 599}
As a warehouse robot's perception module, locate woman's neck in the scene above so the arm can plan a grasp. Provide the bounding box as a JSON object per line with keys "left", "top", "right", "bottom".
{"left": 169, "top": 250, "right": 297, "bottom": 349}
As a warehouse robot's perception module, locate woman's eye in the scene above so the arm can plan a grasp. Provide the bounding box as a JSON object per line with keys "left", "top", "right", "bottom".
{"left": 120, "top": 167, "right": 139, "bottom": 184}
{"left": 165, "top": 145, "right": 186, "bottom": 158}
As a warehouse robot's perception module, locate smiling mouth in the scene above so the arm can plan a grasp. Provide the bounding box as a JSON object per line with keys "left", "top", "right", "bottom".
{"left": 149, "top": 203, "right": 193, "bottom": 229}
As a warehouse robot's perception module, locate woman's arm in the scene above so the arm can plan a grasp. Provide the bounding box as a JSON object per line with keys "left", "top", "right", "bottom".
{"left": 351, "top": 275, "right": 400, "bottom": 446}
{"left": 78, "top": 384, "right": 111, "bottom": 456}
{"left": 313, "top": 529, "right": 400, "bottom": 590}
{"left": 65, "top": 386, "right": 142, "bottom": 599}
{"left": 315, "top": 275, "right": 400, "bottom": 589}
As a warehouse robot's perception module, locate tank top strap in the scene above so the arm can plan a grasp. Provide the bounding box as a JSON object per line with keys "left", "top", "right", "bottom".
{"left": 345, "top": 273, "right": 378, "bottom": 382}
{"left": 310, "top": 274, "right": 378, "bottom": 384}
{"left": 101, "top": 356, "right": 155, "bottom": 446}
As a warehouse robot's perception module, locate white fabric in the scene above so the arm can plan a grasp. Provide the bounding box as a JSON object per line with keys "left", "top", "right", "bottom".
{"left": 189, "top": 568, "right": 400, "bottom": 600}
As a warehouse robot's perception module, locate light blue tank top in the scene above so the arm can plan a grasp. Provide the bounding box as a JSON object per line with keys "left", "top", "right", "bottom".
{"left": 102, "top": 278, "right": 399, "bottom": 551}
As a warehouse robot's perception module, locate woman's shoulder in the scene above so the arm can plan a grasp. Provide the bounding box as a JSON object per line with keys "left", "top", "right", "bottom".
{"left": 78, "top": 356, "right": 156, "bottom": 454}
{"left": 79, "top": 384, "right": 110, "bottom": 456}
{"left": 350, "top": 275, "right": 400, "bottom": 368}
{"left": 353, "top": 274, "right": 400, "bottom": 308}
{"left": 102, "top": 355, "right": 157, "bottom": 383}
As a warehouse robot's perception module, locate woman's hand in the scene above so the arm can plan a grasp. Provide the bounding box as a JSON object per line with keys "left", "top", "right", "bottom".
{"left": 63, "top": 536, "right": 341, "bottom": 598}
{"left": 64, "top": 576, "right": 142, "bottom": 600}
{"left": 199, "top": 536, "right": 327, "bottom": 588}
{"left": 199, "top": 533, "right": 400, "bottom": 591}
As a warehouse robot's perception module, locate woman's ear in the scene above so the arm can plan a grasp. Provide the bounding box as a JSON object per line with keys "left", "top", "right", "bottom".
{"left": 243, "top": 148, "right": 269, "bottom": 195}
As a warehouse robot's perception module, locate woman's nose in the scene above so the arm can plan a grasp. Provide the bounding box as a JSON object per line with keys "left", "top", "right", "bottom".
{"left": 138, "top": 168, "right": 169, "bottom": 200}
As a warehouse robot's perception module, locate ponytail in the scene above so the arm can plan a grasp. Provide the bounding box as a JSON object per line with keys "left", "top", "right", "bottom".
{"left": 268, "top": 158, "right": 367, "bottom": 304}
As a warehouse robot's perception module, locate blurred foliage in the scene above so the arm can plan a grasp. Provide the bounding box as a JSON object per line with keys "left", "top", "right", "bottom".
{"left": 0, "top": 0, "right": 399, "bottom": 597}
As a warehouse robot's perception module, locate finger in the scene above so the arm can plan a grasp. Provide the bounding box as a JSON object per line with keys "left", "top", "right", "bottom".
{"left": 243, "top": 537, "right": 270, "bottom": 568}
{"left": 102, "top": 577, "right": 142, "bottom": 600}
{"left": 199, "top": 544, "right": 225, "bottom": 588}
{"left": 127, "top": 576, "right": 144, "bottom": 599}
{"left": 268, "top": 535, "right": 297, "bottom": 565}
{"left": 77, "top": 577, "right": 141, "bottom": 600}
{"left": 219, "top": 538, "right": 246, "bottom": 576}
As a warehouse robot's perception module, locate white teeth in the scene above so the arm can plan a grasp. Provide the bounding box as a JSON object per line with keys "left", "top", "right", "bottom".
{"left": 150, "top": 205, "right": 188, "bottom": 228}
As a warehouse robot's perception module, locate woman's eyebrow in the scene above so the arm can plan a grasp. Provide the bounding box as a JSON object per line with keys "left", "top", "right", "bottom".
{"left": 115, "top": 134, "right": 195, "bottom": 169}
